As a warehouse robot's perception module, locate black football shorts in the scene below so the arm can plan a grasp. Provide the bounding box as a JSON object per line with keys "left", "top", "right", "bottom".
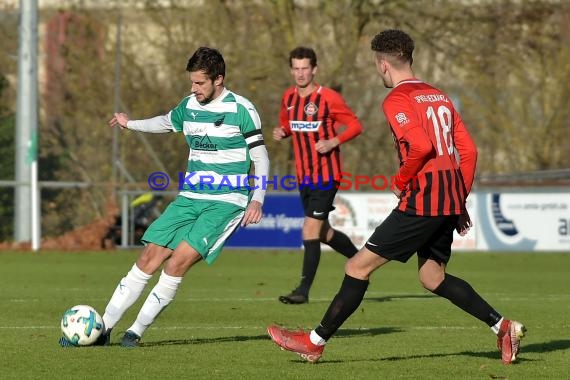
{"left": 365, "top": 209, "right": 459, "bottom": 263}
{"left": 298, "top": 182, "right": 339, "bottom": 220}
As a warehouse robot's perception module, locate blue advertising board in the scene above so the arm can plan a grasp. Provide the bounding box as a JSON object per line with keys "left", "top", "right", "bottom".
{"left": 226, "top": 193, "right": 305, "bottom": 249}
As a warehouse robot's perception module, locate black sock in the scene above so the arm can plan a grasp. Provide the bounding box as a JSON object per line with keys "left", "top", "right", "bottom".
{"left": 315, "top": 274, "right": 369, "bottom": 341}
{"left": 297, "top": 239, "right": 321, "bottom": 295}
{"left": 326, "top": 230, "right": 358, "bottom": 258}
{"left": 433, "top": 273, "right": 502, "bottom": 326}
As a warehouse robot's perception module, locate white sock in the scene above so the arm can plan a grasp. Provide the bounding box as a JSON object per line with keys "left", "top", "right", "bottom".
{"left": 309, "top": 330, "right": 326, "bottom": 346}
{"left": 102, "top": 264, "right": 152, "bottom": 331}
{"left": 127, "top": 271, "right": 182, "bottom": 337}
{"left": 491, "top": 317, "right": 504, "bottom": 335}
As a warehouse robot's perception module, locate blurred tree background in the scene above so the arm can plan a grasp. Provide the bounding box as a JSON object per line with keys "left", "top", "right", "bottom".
{"left": 0, "top": 0, "right": 569, "bottom": 240}
{"left": 0, "top": 6, "right": 18, "bottom": 241}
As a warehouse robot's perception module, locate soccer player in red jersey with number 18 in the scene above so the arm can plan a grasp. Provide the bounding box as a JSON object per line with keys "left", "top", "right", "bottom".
{"left": 273, "top": 47, "right": 363, "bottom": 305}
{"left": 268, "top": 30, "right": 525, "bottom": 365}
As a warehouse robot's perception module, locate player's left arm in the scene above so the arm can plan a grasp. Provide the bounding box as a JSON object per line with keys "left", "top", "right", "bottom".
{"left": 239, "top": 102, "right": 270, "bottom": 226}
{"left": 244, "top": 145, "right": 269, "bottom": 226}
{"left": 452, "top": 108, "right": 477, "bottom": 235}
{"left": 315, "top": 91, "right": 363, "bottom": 154}
{"left": 452, "top": 109, "right": 478, "bottom": 194}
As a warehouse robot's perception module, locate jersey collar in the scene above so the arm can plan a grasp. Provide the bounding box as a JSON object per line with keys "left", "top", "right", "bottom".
{"left": 394, "top": 78, "right": 423, "bottom": 88}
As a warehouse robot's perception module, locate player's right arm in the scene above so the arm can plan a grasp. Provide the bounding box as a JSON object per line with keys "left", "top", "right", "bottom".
{"left": 273, "top": 93, "right": 292, "bottom": 141}
{"left": 108, "top": 112, "right": 174, "bottom": 133}
{"left": 383, "top": 93, "right": 433, "bottom": 194}
{"left": 272, "top": 126, "right": 287, "bottom": 141}
{"left": 109, "top": 97, "right": 189, "bottom": 133}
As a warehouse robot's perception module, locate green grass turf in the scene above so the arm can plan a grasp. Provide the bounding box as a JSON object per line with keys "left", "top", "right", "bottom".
{"left": 0, "top": 250, "right": 568, "bottom": 379}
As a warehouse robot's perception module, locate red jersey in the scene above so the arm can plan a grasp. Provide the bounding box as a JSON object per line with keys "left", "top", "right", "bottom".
{"left": 383, "top": 79, "right": 477, "bottom": 216}
{"left": 280, "top": 85, "right": 363, "bottom": 184}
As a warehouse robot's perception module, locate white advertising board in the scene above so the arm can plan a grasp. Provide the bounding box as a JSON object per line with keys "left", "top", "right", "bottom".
{"left": 329, "top": 193, "right": 476, "bottom": 251}
{"left": 329, "top": 190, "right": 569, "bottom": 252}
{"left": 475, "top": 191, "right": 570, "bottom": 251}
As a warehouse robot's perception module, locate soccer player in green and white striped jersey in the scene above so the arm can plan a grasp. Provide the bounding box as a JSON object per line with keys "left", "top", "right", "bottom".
{"left": 58, "top": 47, "right": 270, "bottom": 348}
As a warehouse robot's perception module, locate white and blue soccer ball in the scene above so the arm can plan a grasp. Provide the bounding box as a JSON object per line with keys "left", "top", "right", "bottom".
{"left": 60, "top": 305, "right": 104, "bottom": 346}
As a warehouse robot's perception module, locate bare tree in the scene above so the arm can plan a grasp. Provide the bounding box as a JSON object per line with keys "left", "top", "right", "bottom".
{"left": 3, "top": 0, "right": 569, "bottom": 237}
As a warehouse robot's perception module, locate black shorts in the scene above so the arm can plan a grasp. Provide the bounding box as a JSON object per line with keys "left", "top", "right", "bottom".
{"left": 365, "top": 210, "right": 458, "bottom": 264}
{"left": 298, "top": 182, "right": 338, "bottom": 220}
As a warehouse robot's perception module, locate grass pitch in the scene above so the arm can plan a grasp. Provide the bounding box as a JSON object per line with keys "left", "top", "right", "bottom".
{"left": 0, "top": 249, "right": 568, "bottom": 379}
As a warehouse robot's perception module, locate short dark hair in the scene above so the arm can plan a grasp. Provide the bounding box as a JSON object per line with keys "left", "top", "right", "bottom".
{"left": 289, "top": 46, "right": 317, "bottom": 68}
{"left": 370, "top": 29, "right": 414, "bottom": 65}
{"left": 186, "top": 47, "right": 225, "bottom": 81}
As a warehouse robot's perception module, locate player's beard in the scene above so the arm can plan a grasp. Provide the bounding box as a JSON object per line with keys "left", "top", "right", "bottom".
{"left": 198, "top": 89, "right": 215, "bottom": 104}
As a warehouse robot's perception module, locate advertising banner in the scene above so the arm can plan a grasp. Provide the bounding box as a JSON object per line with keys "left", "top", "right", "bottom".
{"left": 226, "top": 190, "right": 570, "bottom": 252}
{"left": 475, "top": 191, "right": 570, "bottom": 251}
{"left": 226, "top": 193, "right": 304, "bottom": 249}
{"left": 329, "top": 193, "right": 476, "bottom": 251}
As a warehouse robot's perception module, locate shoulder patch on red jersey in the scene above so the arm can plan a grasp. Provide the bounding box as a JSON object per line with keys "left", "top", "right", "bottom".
{"left": 395, "top": 112, "right": 410, "bottom": 127}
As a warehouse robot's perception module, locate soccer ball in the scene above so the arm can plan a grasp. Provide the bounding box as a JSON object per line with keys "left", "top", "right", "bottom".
{"left": 60, "top": 305, "right": 105, "bottom": 346}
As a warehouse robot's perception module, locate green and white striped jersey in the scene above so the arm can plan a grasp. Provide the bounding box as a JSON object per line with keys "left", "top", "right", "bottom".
{"left": 168, "top": 88, "right": 264, "bottom": 208}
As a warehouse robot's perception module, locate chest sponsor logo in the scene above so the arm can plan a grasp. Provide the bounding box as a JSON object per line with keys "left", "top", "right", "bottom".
{"left": 192, "top": 135, "right": 218, "bottom": 151}
{"left": 304, "top": 102, "right": 318, "bottom": 116}
{"left": 289, "top": 120, "right": 322, "bottom": 132}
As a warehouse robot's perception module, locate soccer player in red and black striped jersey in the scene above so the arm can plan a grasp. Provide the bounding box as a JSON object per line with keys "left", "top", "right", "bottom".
{"left": 273, "top": 46, "right": 363, "bottom": 305}
{"left": 268, "top": 30, "right": 525, "bottom": 364}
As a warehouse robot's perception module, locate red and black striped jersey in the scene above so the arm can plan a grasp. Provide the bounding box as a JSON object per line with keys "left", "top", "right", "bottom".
{"left": 279, "top": 84, "right": 363, "bottom": 184}
{"left": 383, "top": 79, "right": 477, "bottom": 216}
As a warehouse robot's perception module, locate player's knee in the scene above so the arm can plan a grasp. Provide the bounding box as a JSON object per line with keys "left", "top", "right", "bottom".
{"left": 344, "top": 258, "right": 370, "bottom": 280}
{"left": 319, "top": 226, "right": 333, "bottom": 242}
{"left": 167, "top": 247, "right": 201, "bottom": 276}
{"left": 137, "top": 244, "right": 170, "bottom": 273}
{"left": 419, "top": 273, "right": 444, "bottom": 292}
{"left": 302, "top": 221, "right": 323, "bottom": 240}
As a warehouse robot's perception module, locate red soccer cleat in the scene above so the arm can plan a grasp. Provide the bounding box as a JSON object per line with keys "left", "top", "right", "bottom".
{"left": 496, "top": 319, "right": 526, "bottom": 364}
{"left": 267, "top": 325, "right": 324, "bottom": 363}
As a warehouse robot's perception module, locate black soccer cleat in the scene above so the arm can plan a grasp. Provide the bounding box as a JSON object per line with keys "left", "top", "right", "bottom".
{"left": 93, "top": 329, "right": 111, "bottom": 346}
{"left": 278, "top": 289, "right": 309, "bottom": 304}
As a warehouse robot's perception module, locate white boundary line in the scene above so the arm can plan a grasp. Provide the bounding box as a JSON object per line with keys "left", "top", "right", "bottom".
{"left": 2, "top": 325, "right": 568, "bottom": 330}
{"left": 9, "top": 294, "right": 569, "bottom": 303}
